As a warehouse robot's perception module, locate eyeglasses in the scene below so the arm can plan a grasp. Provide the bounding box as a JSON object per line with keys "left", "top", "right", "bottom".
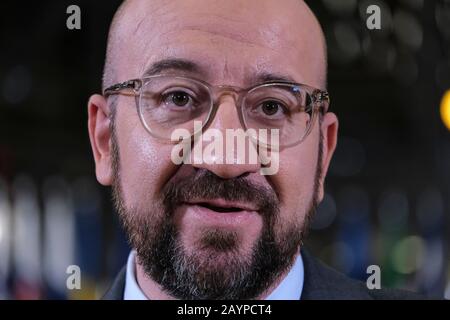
{"left": 103, "top": 75, "right": 329, "bottom": 148}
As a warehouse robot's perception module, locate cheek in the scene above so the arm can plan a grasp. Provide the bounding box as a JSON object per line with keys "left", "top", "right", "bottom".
{"left": 273, "top": 133, "right": 320, "bottom": 223}
{"left": 115, "top": 109, "right": 177, "bottom": 207}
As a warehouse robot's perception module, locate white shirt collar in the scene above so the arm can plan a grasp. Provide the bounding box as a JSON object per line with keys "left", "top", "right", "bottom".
{"left": 124, "top": 250, "right": 304, "bottom": 300}
{"left": 123, "top": 251, "right": 147, "bottom": 300}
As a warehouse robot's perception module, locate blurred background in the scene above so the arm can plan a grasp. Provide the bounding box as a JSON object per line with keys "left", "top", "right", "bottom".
{"left": 0, "top": 0, "right": 449, "bottom": 299}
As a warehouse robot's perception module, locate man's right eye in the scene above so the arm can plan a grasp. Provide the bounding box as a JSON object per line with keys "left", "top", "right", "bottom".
{"left": 161, "top": 90, "right": 196, "bottom": 109}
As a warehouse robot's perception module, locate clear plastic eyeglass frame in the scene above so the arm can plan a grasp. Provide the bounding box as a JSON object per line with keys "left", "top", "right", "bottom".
{"left": 103, "top": 75, "right": 330, "bottom": 148}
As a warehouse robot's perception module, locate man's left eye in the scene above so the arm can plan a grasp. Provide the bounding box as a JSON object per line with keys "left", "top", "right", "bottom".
{"left": 259, "top": 100, "right": 287, "bottom": 117}
{"left": 164, "top": 91, "right": 193, "bottom": 108}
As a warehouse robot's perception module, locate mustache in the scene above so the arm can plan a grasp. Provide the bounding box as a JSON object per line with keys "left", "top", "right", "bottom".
{"left": 161, "top": 170, "right": 279, "bottom": 216}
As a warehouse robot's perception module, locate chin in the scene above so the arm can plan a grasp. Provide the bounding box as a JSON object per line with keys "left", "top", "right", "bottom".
{"left": 182, "top": 227, "right": 256, "bottom": 262}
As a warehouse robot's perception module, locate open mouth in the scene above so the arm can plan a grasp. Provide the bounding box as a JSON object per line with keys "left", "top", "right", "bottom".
{"left": 196, "top": 202, "right": 245, "bottom": 213}
{"left": 181, "top": 199, "right": 260, "bottom": 226}
{"left": 185, "top": 199, "right": 257, "bottom": 214}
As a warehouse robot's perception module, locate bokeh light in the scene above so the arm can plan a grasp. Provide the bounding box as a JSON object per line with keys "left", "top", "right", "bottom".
{"left": 440, "top": 89, "right": 450, "bottom": 131}
{"left": 377, "top": 188, "right": 409, "bottom": 233}
{"left": 322, "top": 0, "right": 357, "bottom": 16}
{"left": 391, "top": 236, "right": 425, "bottom": 275}
{"left": 393, "top": 10, "right": 423, "bottom": 51}
{"left": 311, "top": 193, "right": 337, "bottom": 230}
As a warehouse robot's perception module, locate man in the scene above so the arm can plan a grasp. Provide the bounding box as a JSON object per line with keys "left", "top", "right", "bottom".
{"left": 88, "top": 0, "right": 421, "bottom": 299}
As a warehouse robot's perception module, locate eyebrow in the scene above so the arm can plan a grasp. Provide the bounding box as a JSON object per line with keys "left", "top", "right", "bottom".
{"left": 142, "top": 58, "right": 298, "bottom": 85}
{"left": 143, "top": 58, "right": 204, "bottom": 77}
{"left": 253, "top": 72, "right": 297, "bottom": 84}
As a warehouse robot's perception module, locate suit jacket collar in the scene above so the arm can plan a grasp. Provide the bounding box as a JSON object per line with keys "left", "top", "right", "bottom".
{"left": 300, "top": 249, "right": 372, "bottom": 299}
{"left": 102, "top": 266, "right": 126, "bottom": 300}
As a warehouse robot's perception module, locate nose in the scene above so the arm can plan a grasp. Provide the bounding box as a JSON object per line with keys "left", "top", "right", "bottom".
{"left": 191, "top": 95, "right": 261, "bottom": 179}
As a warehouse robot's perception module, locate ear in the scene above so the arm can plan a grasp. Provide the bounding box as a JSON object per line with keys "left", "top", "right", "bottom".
{"left": 88, "top": 94, "right": 114, "bottom": 186}
{"left": 317, "top": 112, "right": 338, "bottom": 201}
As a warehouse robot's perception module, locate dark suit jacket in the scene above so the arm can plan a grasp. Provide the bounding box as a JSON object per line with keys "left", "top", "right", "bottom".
{"left": 102, "top": 249, "right": 424, "bottom": 300}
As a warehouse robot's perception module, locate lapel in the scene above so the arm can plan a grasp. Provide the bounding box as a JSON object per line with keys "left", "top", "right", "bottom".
{"left": 300, "top": 248, "right": 373, "bottom": 300}
{"left": 102, "top": 267, "right": 126, "bottom": 300}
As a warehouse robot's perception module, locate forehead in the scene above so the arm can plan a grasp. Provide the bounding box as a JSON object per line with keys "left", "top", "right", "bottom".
{"left": 114, "top": 0, "right": 326, "bottom": 88}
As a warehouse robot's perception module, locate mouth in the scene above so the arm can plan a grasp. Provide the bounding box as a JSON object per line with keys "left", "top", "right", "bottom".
{"left": 185, "top": 199, "right": 258, "bottom": 213}
{"left": 179, "top": 199, "right": 260, "bottom": 227}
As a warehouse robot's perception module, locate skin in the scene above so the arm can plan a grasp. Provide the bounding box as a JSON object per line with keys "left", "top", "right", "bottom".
{"left": 88, "top": 0, "right": 338, "bottom": 299}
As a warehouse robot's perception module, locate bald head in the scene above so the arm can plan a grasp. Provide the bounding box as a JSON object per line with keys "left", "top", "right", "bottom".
{"left": 102, "top": 0, "right": 327, "bottom": 92}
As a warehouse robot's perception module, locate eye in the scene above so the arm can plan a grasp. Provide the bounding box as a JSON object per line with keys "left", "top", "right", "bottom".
{"left": 258, "top": 100, "right": 288, "bottom": 118}
{"left": 262, "top": 101, "right": 281, "bottom": 115}
{"left": 162, "top": 90, "right": 195, "bottom": 108}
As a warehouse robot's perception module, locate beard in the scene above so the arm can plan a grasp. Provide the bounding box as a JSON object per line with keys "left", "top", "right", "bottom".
{"left": 110, "top": 125, "right": 322, "bottom": 300}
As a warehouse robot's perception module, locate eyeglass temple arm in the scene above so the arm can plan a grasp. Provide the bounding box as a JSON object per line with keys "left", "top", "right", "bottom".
{"left": 312, "top": 90, "right": 330, "bottom": 114}
{"left": 103, "top": 79, "right": 142, "bottom": 97}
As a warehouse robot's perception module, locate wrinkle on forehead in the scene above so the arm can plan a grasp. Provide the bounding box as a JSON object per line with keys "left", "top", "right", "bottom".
{"left": 106, "top": 0, "right": 327, "bottom": 89}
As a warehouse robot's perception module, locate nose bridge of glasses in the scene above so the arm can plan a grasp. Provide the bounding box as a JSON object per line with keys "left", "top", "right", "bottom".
{"left": 190, "top": 85, "right": 257, "bottom": 173}
{"left": 203, "top": 84, "right": 246, "bottom": 129}
{"left": 211, "top": 84, "right": 246, "bottom": 105}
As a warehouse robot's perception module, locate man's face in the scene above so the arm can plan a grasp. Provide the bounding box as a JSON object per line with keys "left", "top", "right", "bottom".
{"left": 89, "top": 0, "right": 338, "bottom": 299}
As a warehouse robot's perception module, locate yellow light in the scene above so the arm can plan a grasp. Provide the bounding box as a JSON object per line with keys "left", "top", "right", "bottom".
{"left": 441, "top": 90, "right": 450, "bottom": 131}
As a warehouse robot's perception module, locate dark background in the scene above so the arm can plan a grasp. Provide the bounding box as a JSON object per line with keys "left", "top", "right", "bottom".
{"left": 0, "top": 0, "right": 449, "bottom": 299}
